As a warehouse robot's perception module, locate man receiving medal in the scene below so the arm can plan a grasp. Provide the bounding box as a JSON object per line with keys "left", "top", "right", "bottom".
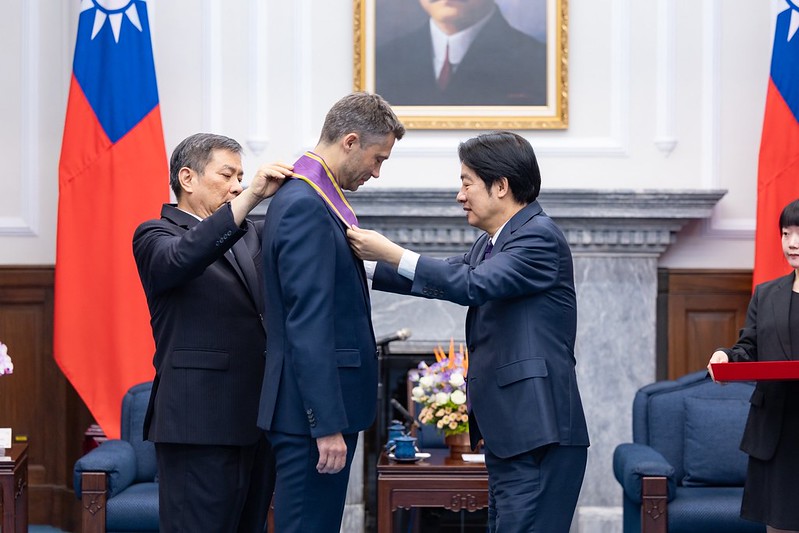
{"left": 257, "top": 92, "right": 405, "bottom": 531}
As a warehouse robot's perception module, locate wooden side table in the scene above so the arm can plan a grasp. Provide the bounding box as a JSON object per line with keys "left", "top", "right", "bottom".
{"left": 0, "top": 443, "right": 28, "bottom": 533}
{"left": 377, "top": 448, "right": 488, "bottom": 533}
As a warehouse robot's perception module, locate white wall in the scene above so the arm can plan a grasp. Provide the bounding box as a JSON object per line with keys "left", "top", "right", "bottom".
{"left": 0, "top": 0, "right": 779, "bottom": 267}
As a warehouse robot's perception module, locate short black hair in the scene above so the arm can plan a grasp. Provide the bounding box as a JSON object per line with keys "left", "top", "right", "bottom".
{"left": 779, "top": 198, "right": 799, "bottom": 230}
{"left": 169, "top": 133, "right": 242, "bottom": 199}
{"left": 457, "top": 131, "right": 540, "bottom": 204}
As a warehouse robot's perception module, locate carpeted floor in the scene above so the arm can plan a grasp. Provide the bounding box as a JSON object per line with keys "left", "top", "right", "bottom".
{"left": 30, "top": 526, "right": 69, "bottom": 533}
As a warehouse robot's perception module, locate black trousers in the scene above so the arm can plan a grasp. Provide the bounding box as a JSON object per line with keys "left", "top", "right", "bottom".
{"left": 155, "top": 434, "right": 274, "bottom": 533}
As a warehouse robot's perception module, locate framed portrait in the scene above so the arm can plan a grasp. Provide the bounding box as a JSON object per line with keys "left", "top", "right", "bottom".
{"left": 353, "top": 0, "right": 568, "bottom": 130}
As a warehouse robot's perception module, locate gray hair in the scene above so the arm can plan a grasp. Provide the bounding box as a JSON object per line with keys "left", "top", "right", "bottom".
{"left": 319, "top": 92, "right": 405, "bottom": 147}
{"left": 169, "top": 133, "right": 243, "bottom": 199}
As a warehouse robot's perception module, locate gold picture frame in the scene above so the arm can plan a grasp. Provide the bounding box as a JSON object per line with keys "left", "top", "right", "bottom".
{"left": 354, "top": 0, "right": 568, "bottom": 130}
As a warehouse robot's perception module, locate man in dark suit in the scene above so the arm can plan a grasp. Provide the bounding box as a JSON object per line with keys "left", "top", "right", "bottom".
{"left": 376, "top": 0, "right": 546, "bottom": 106}
{"left": 133, "top": 133, "right": 293, "bottom": 532}
{"left": 258, "top": 92, "right": 405, "bottom": 531}
{"left": 348, "top": 131, "right": 590, "bottom": 532}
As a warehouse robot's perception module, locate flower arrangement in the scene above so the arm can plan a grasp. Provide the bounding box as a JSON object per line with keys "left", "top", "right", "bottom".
{"left": 0, "top": 342, "right": 13, "bottom": 376}
{"left": 409, "top": 339, "right": 469, "bottom": 437}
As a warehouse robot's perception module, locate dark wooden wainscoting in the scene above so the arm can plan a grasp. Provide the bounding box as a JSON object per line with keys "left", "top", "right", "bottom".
{"left": 0, "top": 266, "right": 94, "bottom": 531}
{"left": 657, "top": 269, "right": 753, "bottom": 381}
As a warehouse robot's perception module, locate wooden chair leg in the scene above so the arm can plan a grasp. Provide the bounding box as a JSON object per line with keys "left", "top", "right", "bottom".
{"left": 641, "top": 476, "right": 668, "bottom": 533}
{"left": 81, "top": 472, "right": 107, "bottom": 533}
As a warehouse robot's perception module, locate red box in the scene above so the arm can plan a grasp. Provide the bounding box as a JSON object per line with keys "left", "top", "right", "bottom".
{"left": 711, "top": 360, "right": 799, "bottom": 382}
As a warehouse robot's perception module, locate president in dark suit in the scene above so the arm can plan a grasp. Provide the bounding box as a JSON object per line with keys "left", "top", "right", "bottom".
{"left": 133, "top": 133, "right": 293, "bottom": 532}
{"left": 349, "top": 131, "right": 590, "bottom": 532}
{"left": 708, "top": 198, "right": 799, "bottom": 532}
{"left": 258, "top": 92, "right": 405, "bottom": 532}
{"left": 376, "top": 0, "right": 547, "bottom": 106}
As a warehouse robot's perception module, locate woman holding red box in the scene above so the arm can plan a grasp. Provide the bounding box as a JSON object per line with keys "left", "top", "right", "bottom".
{"left": 708, "top": 198, "right": 799, "bottom": 533}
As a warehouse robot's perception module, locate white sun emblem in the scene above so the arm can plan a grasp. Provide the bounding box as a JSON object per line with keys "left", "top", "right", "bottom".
{"left": 80, "top": 0, "right": 144, "bottom": 43}
{"left": 785, "top": 0, "right": 799, "bottom": 41}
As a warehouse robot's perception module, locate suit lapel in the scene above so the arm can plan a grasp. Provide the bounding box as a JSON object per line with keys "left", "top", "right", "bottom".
{"left": 162, "top": 204, "right": 256, "bottom": 307}
{"left": 489, "top": 201, "right": 543, "bottom": 257}
{"left": 322, "top": 200, "right": 372, "bottom": 309}
{"left": 771, "top": 274, "right": 793, "bottom": 359}
{"left": 231, "top": 237, "right": 261, "bottom": 311}
{"left": 471, "top": 234, "right": 491, "bottom": 268}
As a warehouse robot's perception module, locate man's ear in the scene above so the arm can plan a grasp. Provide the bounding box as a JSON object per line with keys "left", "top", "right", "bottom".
{"left": 342, "top": 132, "right": 359, "bottom": 152}
{"left": 177, "top": 167, "right": 195, "bottom": 195}
{"left": 494, "top": 177, "right": 510, "bottom": 199}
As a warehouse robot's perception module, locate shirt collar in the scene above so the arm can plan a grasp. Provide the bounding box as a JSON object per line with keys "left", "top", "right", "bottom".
{"left": 490, "top": 218, "right": 510, "bottom": 245}
{"left": 429, "top": 5, "right": 496, "bottom": 75}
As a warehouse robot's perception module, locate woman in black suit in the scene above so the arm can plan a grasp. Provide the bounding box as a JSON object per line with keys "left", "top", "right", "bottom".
{"left": 708, "top": 198, "right": 799, "bottom": 533}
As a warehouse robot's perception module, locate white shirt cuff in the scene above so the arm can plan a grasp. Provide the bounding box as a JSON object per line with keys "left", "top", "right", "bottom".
{"left": 398, "top": 250, "right": 420, "bottom": 281}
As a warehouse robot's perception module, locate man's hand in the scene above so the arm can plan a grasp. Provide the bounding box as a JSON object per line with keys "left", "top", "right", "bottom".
{"left": 316, "top": 433, "right": 347, "bottom": 474}
{"left": 707, "top": 350, "right": 729, "bottom": 382}
{"left": 230, "top": 162, "right": 293, "bottom": 225}
{"left": 249, "top": 162, "right": 294, "bottom": 200}
{"left": 347, "top": 226, "right": 404, "bottom": 267}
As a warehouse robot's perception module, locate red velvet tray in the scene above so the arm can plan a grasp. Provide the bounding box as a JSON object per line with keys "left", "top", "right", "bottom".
{"left": 711, "top": 361, "right": 799, "bottom": 381}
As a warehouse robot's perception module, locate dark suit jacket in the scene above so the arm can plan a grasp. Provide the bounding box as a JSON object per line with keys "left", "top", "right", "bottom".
{"left": 722, "top": 272, "right": 798, "bottom": 460}
{"left": 133, "top": 203, "right": 266, "bottom": 445}
{"left": 374, "top": 201, "right": 590, "bottom": 458}
{"left": 376, "top": 8, "right": 546, "bottom": 106}
{"left": 257, "top": 179, "right": 378, "bottom": 437}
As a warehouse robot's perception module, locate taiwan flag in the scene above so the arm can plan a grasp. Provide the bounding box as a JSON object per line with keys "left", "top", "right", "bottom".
{"left": 55, "top": 0, "right": 168, "bottom": 439}
{"left": 754, "top": 1, "right": 799, "bottom": 287}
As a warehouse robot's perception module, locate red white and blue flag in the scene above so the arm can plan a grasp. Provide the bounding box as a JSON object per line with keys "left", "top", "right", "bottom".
{"left": 754, "top": 1, "right": 799, "bottom": 287}
{"left": 55, "top": 0, "right": 168, "bottom": 438}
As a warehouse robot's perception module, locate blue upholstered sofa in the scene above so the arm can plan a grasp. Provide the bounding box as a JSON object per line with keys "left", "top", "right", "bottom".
{"left": 74, "top": 381, "right": 158, "bottom": 533}
{"left": 613, "top": 370, "right": 765, "bottom": 533}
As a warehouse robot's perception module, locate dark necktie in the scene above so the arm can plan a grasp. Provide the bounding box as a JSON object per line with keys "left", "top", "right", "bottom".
{"left": 438, "top": 44, "right": 452, "bottom": 91}
{"left": 483, "top": 241, "right": 494, "bottom": 261}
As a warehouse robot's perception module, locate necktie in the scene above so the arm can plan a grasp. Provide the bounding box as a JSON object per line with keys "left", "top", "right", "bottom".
{"left": 483, "top": 241, "right": 494, "bottom": 261}
{"left": 438, "top": 44, "right": 452, "bottom": 91}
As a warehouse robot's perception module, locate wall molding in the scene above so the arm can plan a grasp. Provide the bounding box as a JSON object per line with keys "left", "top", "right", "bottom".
{"left": 247, "top": 0, "right": 269, "bottom": 155}
{"left": 202, "top": 0, "right": 222, "bottom": 132}
{"left": 654, "top": 0, "right": 677, "bottom": 155}
{"left": 701, "top": 0, "right": 722, "bottom": 189}
{"left": 1, "top": 0, "right": 40, "bottom": 237}
{"left": 341, "top": 188, "right": 725, "bottom": 256}
{"left": 295, "top": 0, "right": 315, "bottom": 148}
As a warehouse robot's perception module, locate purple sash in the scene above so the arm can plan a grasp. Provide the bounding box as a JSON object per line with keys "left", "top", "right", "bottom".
{"left": 291, "top": 152, "right": 358, "bottom": 228}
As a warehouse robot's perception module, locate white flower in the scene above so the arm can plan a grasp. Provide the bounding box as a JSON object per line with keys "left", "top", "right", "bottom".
{"left": 411, "top": 386, "right": 425, "bottom": 400}
{"left": 449, "top": 372, "right": 465, "bottom": 387}
{"left": 0, "top": 342, "right": 13, "bottom": 376}
{"left": 419, "top": 375, "right": 434, "bottom": 388}
{"left": 435, "top": 392, "right": 450, "bottom": 405}
{"left": 451, "top": 390, "right": 467, "bottom": 405}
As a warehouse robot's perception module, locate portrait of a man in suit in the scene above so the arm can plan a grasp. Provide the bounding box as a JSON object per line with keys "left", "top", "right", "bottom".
{"left": 375, "top": 0, "right": 548, "bottom": 107}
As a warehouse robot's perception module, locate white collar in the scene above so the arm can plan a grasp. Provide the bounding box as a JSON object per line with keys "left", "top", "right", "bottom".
{"left": 489, "top": 218, "right": 510, "bottom": 245}
{"left": 429, "top": 5, "right": 496, "bottom": 77}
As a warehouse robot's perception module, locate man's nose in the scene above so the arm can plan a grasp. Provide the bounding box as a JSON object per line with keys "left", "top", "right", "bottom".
{"left": 456, "top": 190, "right": 466, "bottom": 202}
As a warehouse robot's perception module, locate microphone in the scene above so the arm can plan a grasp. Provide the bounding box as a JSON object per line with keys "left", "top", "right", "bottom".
{"left": 390, "top": 398, "right": 419, "bottom": 428}
{"left": 375, "top": 328, "right": 412, "bottom": 346}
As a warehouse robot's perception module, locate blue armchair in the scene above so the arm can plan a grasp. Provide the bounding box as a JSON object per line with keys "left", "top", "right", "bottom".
{"left": 613, "top": 370, "right": 765, "bottom": 533}
{"left": 74, "top": 381, "right": 158, "bottom": 533}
